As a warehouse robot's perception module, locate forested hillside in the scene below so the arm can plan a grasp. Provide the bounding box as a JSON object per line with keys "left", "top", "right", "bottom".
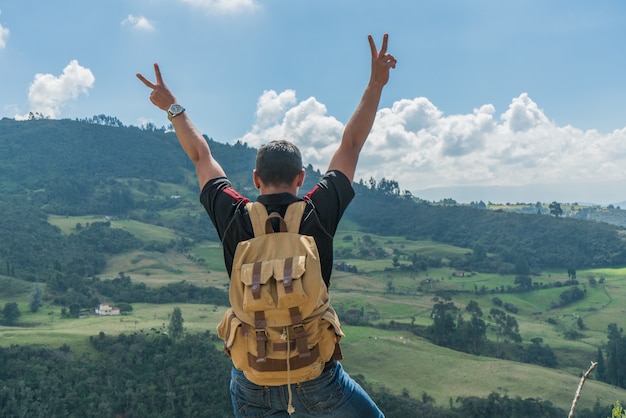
{"left": 2, "top": 117, "right": 626, "bottom": 281}
{"left": 349, "top": 189, "right": 626, "bottom": 271}
{"left": 3, "top": 117, "right": 626, "bottom": 417}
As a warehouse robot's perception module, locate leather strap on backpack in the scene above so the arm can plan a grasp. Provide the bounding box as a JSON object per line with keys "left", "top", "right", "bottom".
{"left": 247, "top": 344, "right": 322, "bottom": 372}
{"left": 288, "top": 306, "right": 310, "bottom": 358}
{"left": 254, "top": 311, "right": 268, "bottom": 362}
{"left": 250, "top": 262, "right": 263, "bottom": 300}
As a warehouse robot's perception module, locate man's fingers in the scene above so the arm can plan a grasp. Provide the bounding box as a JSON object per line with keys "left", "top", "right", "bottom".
{"left": 154, "top": 63, "right": 163, "bottom": 85}
{"left": 379, "top": 33, "right": 388, "bottom": 56}
{"left": 136, "top": 73, "right": 155, "bottom": 89}
{"left": 368, "top": 34, "right": 377, "bottom": 58}
{"left": 369, "top": 33, "right": 389, "bottom": 60}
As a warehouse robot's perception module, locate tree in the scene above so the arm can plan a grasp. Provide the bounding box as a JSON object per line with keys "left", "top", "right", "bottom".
{"left": 609, "top": 401, "right": 626, "bottom": 418}
{"left": 29, "top": 284, "right": 44, "bottom": 313}
{"left": 596, "top": 347, "right": 606, "bottom": 382}
{"left": 558, "top": 286, "right": 585, "bottom": 307}
{"left": 68, "top": 303, "right": 81, "bottom": 318}
{"left": 549, "top": 201, "right": 563, "bottom": 217}
{"left": 465, "top": 300, "right": 482, "bottom": 317}
{"left": 514, "top": 275, "right": 532, "bottom": 291}
{"left": 567, "top": 267, "right": 577, "bottom": 280}
{"left": 525, "top": 337, "right": 557, "bottom": 367}
{"left": 606, "top": 323, "right": 626, "bottom": 388}
{"left": 386, "top": 278, "right": 395, "bottom": 294}
{"left": 489, "top": 308, "right": 522, "bottom": 344}
{"left": 2, "top": 302, "right": 21, "bottom": 325}
{"left": 117, "top": 302, "right": 133, "bottom": 313}
{"left": 169, "top": 307, "right": 184, "bottom": 340}
{"left": 429, "top": 297, "right": 458, "bottom": 347}
{"left": 471, "top": 243, "right": 487, "bottom": 263}
{"left": 377, "top": 177, "right": 400, "bottom": 195}
{"left": 514, "top": 255, "right": 530, "bottom": 276}
{"left": 460, "top": 300, "right": 486, "bottom": 354}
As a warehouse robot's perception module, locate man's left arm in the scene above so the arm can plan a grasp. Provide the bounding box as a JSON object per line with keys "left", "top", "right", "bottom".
{"left": 137, "top": 63, "right": 226, "bottom": 190}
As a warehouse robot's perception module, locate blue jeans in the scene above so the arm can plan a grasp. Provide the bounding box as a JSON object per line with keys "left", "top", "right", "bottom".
{"left": 230, "top": 362, "right": 384, "bottom": 417}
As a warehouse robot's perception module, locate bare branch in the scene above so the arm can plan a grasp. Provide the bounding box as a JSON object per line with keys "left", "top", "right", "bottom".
{"left": 568, "top": 361, "right": 598, "bottom": 418}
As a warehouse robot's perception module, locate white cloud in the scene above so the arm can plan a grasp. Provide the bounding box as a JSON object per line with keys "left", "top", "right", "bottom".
{"left": 501, "top": 93, "right": 550, "bottom": 132}
{"left": 254, "top": 89, "right": 297, "bottom": 129}
{"left": 121, "top": 15, "right": 155, "bottom": 32}
{"left": 21, "top": 60, "right": 95, "bottom": 119}
{"left": 235, "top": 90, "right": 626, "bottom": 202}
{"left": 237, "top": 90, "right": 344, "bottom": 167}
{"left": 179, "top": 0, "right": 258, "bottom": 13}
{"left": 0, "top": 23, "right": 9, "bottom": 49}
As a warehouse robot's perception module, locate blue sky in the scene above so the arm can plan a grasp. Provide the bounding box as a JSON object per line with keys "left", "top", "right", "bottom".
{"left": 2, "top": 0, "right": 626, "bottom": 204}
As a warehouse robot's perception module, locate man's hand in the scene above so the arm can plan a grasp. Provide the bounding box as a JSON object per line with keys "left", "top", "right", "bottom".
{"left": 136, "top": 63, "right": 177, "bottom": 111}
{"left": 368, "top": 34, "right": 396, "bottom": 87}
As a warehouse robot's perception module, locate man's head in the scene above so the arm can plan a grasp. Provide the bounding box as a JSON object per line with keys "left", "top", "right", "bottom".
{"left": 254, "top": 140, "right": 304, "bottom": 189}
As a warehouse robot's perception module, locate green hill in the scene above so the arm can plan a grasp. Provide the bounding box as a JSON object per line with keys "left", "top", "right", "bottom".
{"left": 2, "top": 117, "right": 626, "bottom": 416}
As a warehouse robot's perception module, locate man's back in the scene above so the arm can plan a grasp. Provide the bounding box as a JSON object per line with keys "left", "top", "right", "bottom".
{"left": 200, "top": 170, "right": 355, "bottom": 287}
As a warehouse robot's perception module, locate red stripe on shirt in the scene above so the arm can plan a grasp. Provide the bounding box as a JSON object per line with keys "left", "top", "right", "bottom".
{"left": 303, "top": 185, "right": 320, "bottom": 200}
{"left": 223, "top": 187, "right": 250, "bottom": 203}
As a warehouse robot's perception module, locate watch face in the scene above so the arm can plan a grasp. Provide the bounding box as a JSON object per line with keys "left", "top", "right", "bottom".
{"left": 169, "top": 104, "right": 184, "bottom": 115}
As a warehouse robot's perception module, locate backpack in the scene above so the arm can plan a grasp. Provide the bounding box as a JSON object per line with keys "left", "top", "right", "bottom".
{"left": 217, "top": 201, "right": 344, "bottom": 387}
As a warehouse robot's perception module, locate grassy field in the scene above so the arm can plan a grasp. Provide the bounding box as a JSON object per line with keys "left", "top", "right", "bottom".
{"left": 5, "top": 216, "right": 626, "bottom": 411}
{"left": 2, "top": 296, "right": 623, "bottom": 412}
{"left": 339, "top": 326, "right": 626, "bottom": 412}
{"left": 49, "top": 214, "right": 180, "bottom": 243}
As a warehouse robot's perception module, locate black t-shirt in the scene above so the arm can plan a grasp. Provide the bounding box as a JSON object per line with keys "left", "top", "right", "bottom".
{"left": 199, "top": 170, "right": 354, "bottom": 287}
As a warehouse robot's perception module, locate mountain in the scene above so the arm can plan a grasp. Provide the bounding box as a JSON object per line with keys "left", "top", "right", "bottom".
{"left": 2, "top": 117, "right": 626, "bottom": 281}
{"left": 3, "top": 117, "right": 626, "bottom": 416}
{"left": 415, "top": 182, "right": 626, "bottom": 206}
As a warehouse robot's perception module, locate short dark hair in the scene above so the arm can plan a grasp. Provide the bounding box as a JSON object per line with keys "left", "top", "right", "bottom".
{"left": 255, "top": 140, "right": 303, "bottom": 186}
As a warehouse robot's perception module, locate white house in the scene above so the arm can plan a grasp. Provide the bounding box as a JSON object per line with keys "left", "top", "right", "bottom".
{"left": 95, "top": 303, "right": 120, "bottom": 316}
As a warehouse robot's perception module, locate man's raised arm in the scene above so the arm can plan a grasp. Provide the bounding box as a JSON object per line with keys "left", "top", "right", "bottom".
{"left": 137, "top": 63, "right": 226, "bottom": 190}
{"left": 327, "top": 34, "right": 396, "bottom": 183}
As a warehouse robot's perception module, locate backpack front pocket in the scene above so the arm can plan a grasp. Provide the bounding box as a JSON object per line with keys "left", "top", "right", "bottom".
{"left": 273, "top": 256, "right": 308, "bottom": 309}
{"left": 240, "top": 261, "right": 276, "bottom": 311}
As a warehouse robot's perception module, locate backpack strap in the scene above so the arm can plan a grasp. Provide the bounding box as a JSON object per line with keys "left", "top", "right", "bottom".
{"left": 246, "top": 201, "right": 307, "bottom": 236}
{"left": 284, "top": 201, "right": 306, "bottom": 233}
{"left": 246, "top": 202, "right": 268, "bottom": 237}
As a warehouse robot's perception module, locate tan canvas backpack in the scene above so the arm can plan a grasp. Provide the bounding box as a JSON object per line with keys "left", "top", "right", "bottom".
{"left": 217, "top": 201, "right": 344, "bottom": 388}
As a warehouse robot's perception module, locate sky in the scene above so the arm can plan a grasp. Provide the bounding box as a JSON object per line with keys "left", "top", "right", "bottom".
{"left": 2, "top": 0, "right": 626, "bottom": 205}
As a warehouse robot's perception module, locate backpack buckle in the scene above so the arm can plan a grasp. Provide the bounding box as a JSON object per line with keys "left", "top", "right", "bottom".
{"left": 255, "top": 328, "right": 267, "bottom": 341}
{"left": 292, "top": 323, "right": 306, "bottom": 338}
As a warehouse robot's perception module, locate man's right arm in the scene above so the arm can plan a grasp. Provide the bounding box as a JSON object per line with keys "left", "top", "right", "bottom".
{"left": 137, "top": 63, "right": 226, "bottom": 190}
{"left": 327, "top": 34, "right": 396, "bottom": 183}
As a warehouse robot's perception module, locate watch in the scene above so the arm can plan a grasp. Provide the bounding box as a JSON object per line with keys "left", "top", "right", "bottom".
{"left": 167, "top": 103, "right": 185, "bottom": 121}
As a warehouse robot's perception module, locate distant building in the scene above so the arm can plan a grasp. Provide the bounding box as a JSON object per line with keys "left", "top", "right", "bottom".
{"left": 95, "top": 303, "right": 120, "bottom": 316}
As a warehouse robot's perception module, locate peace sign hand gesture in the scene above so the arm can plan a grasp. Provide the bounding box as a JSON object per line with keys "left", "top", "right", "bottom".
{"left": 136, "top": 63, "right": 177, "bottom": 112}
{"left": 368, "top": 33, "right": 397, "bottom": 87}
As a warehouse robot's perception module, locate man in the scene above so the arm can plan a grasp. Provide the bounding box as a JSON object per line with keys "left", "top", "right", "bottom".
{"left": 137, "top": 33, "right": 396, "bottom": 418}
